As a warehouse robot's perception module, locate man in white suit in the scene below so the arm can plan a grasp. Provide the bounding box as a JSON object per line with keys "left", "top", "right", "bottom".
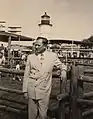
{"left": 23, "top": 37, "right": 67, "bottom": 119}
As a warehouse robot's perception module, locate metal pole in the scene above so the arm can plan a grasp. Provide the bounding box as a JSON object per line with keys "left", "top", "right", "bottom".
{"left": 71, "top": 40, "right": 73, "bottom": 57}
{"left": 8, "top": 35, "right": 11, "bottom": 65}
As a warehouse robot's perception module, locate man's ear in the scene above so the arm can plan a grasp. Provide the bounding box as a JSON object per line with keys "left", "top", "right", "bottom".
{"left": 43, "top": 46, "right": 46, "bottom": 50}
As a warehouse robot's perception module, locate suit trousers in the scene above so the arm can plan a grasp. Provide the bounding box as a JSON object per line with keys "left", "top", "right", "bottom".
{"left": 28, "top": 96, "right": 49, "bottom": 119}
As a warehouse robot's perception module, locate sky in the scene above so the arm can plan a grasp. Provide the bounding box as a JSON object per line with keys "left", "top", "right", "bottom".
{"left": 0, "top": 0, "right": 93, "bottom": 41}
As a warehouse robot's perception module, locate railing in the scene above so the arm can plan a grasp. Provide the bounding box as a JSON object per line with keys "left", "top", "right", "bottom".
{"left": 69, "top": 61, "right": 93, "bottom": 119}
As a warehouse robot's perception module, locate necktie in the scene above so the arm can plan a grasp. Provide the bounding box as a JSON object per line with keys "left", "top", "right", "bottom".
{"left": 40, "top": 53, "right": 44, "bottom": 66}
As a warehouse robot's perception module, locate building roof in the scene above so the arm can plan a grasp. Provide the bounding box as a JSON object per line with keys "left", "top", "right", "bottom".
{"left": 49, "top": 39, "right": 93, "bottom": 46}
{"left": 0, "top": 31, "right": 34, "bottom": 42}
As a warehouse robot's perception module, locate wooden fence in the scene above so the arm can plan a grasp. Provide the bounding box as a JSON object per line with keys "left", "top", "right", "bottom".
{"left": 57, "top": 60, "right": 93, "bottom": 119}
{"left": 0, "top": 60, "right": 93, "bottom": 119}
{"left": 70, "top": 62, "right": 93, "bottom": 119}
{"left": 0, "top": 67, "right": 63, "bottom": 119}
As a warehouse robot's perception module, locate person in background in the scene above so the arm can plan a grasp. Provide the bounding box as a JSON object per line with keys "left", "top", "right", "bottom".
{"left": 23, "top": 37, "right": 67, "bottom": 119}
{"left": 0, "top": 44, "right": 4, "bottom": 53}
{"left": 0, "top": 52, "right": 5, "bottom": 77}
{"left": 16, "top": 61, "right": 20, "bottom": 70}
{"left": 0, "top": 52, "right": 5, "bottom": 65}
{"left": 15, "top": 61, "right": 21, "bottom": 81}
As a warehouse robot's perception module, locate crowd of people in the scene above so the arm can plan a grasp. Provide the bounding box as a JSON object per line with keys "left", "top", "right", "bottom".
{"left": 0, "top": 44, "right": 28, "bottom": 81}
{"left": 0, "top": 44, "right": 27, "bottom": 68}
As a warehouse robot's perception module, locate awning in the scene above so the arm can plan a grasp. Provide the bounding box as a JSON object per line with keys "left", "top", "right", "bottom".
{"left": 0, "top": 31, "right": 34, "bottom": 42}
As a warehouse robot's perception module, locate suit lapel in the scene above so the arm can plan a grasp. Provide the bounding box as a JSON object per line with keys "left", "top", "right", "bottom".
{"left": 32, "top": 54, "right": 42, "bottom": 71}
{"left": 41, "top": 51, "right": 47, "bottom": 67}
{"left": 40, "top": 51, "right": 49, "bottom": 72}
{"left": 32, "top": 51, "right": 49, "bottom": 73}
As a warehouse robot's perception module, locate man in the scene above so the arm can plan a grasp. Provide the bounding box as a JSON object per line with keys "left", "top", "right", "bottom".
{"left": 0, "top": 52, "right": 5, "bottom": 65}
{"left": 23, "top": 37, "right": 67, "bottom": 119}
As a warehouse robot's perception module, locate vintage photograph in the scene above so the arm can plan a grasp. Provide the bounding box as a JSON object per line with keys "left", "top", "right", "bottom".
{"left": 0, "top": 0, "right": 93, "bottom": 119}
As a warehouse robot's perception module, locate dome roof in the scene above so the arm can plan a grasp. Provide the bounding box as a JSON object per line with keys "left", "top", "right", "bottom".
{"left": 41, "top": 12, "right": 50, "bottom": 18}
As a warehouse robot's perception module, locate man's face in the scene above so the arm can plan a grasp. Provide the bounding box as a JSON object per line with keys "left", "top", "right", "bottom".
{"left": 34, "top": 39, "right": 45, "bottom": 54}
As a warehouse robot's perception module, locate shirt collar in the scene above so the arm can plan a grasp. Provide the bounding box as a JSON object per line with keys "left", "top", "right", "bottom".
{"left": 37, "top": 50, "right": 47, "bottom": 56}
{"left": 38, "top": 51, "right": 45, "bottom": 57}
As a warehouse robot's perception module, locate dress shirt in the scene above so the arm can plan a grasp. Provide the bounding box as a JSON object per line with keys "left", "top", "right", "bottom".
{"left": 38, "top": 52, "right": 45, "bottom": 66}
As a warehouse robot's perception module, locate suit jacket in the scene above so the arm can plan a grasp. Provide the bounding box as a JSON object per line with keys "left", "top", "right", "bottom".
{"left": 23, "top": 50, "right": 66, "bottom": 99}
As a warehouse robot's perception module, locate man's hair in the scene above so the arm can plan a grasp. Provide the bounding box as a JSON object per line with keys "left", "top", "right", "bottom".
{"left": 36, "top": 37, "right": 48, "bottom": 46}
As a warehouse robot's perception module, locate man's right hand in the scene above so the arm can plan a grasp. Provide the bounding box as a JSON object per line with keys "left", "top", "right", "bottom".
{"left": 24, "top": 93, "right": 28, "bottom": 99}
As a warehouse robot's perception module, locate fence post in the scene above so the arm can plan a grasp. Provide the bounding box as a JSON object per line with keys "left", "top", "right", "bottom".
{"left": 58, "top": 100, "right": 65, "bottom": 119}
{"left": 70, "top": 61, "right": 78, "bottom": 119}
{"left": 58, "top": 73, "right": 67, "bottom": 119}
{"left": 77, "top": 66, "right": 84, "bottom": 119}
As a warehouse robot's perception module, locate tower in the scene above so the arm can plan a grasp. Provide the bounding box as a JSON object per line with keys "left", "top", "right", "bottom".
{"left": 38, "top": 12, "right": 52, "bottom": 40}
{"left": 0, "top": 21, "right": 6, "bottom": 32}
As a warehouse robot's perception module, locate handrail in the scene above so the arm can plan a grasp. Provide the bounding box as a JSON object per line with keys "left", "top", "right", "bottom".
{"left": 0, "top": 86, "right": 23, "bottom": 94}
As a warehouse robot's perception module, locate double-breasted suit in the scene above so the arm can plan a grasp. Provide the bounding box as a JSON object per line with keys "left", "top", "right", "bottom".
{"left": 23, "top": 50, "right": 67, "bottom": 119}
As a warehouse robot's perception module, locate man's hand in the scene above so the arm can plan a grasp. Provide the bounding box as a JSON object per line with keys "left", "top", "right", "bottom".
{"left": 60, "top": 63, "right": 67, "bottom": 80}
{"left": 24, "top": 92, "right": 28, "bottom": 99}
{"left": 60, "top": 70, "right": 67, "bottom": 93}
{"left": 61, "top": 70, "right": 67, "bottom": 79}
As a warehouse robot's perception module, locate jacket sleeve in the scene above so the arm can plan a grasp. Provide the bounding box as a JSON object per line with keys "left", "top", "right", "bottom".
{"left": 54, "top": 54, "right": 67, "bottom": 78}
{"left": 23, "top": 55, "right": 31, "bottom": 93}
{"left": 54, "top": 54, "right": 66, "bottom": 69}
